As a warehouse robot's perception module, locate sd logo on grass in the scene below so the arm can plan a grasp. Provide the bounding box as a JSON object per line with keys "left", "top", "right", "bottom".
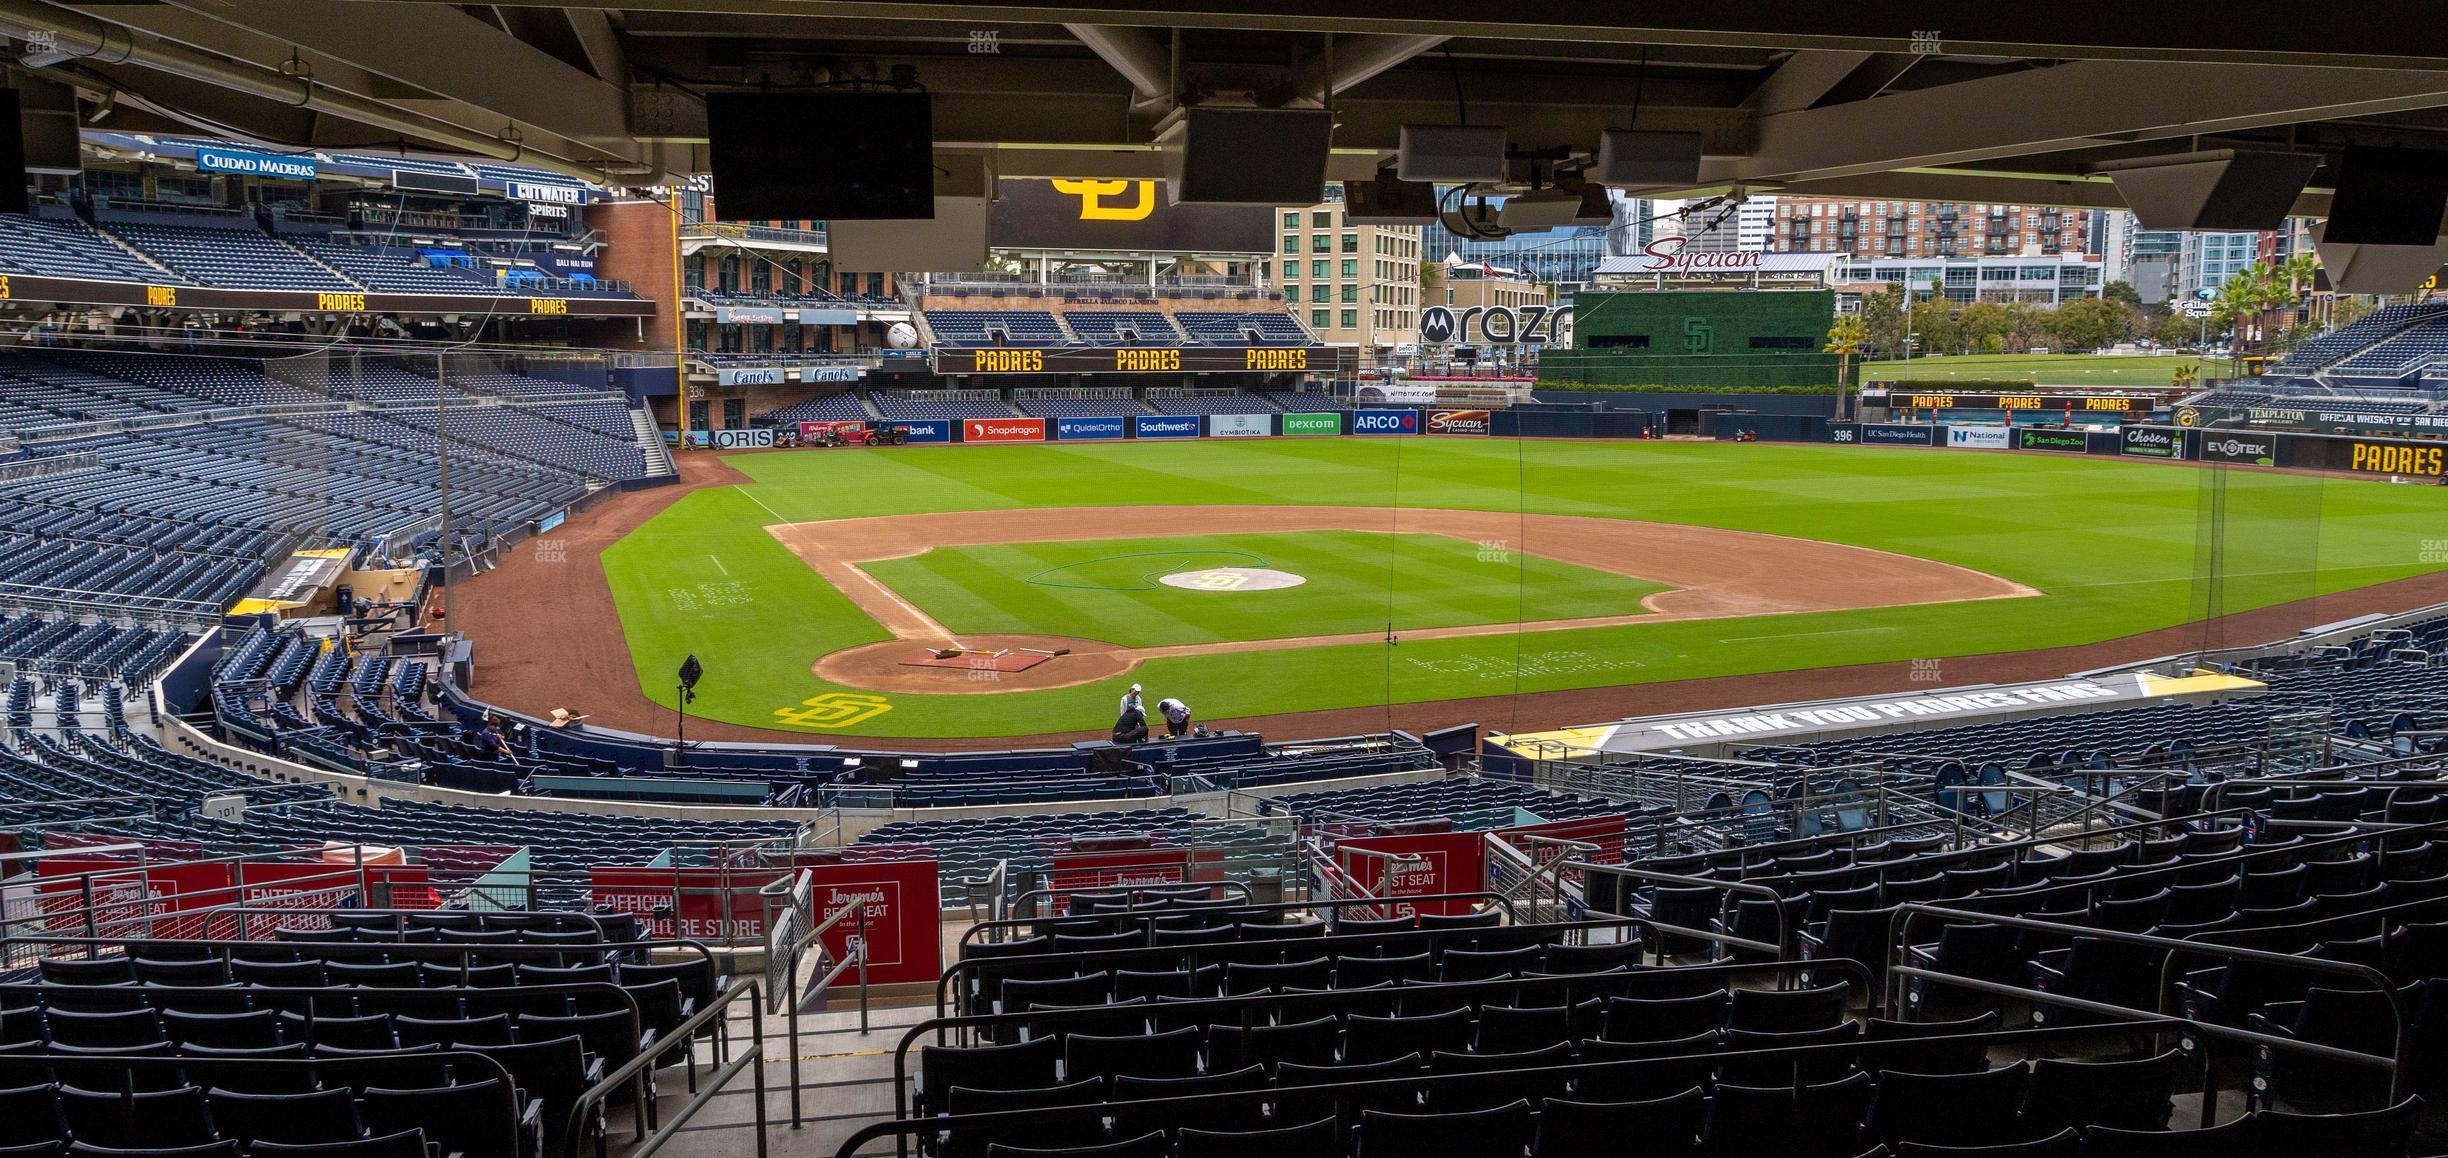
{"left": 1177, "top": 570, "right": 1251, "bottom": 590}
{"left": 774, "top": 692, "right": 893, "bottom": 729}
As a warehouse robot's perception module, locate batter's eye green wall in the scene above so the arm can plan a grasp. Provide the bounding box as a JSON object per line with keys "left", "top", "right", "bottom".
{"left": 1542, "top": 289, "right": 1848, "bottom": 392}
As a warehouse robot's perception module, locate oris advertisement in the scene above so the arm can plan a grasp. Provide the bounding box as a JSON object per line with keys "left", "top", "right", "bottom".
{"left": 2121, "top": 426, "right": 2183, "bottom": 459}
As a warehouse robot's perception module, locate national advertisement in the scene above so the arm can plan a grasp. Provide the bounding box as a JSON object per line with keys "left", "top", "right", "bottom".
{"left": 2015, "top": 428, "right": 2089, "bottom": 453}
{"left": 2198, "top": 431, "right": 2280, "bottom": 466}
{"left": 1133, "top": 415, "right": 1202, "bottom": 439}
{"left": 1944, "top": 425, "right": 2010, "bottom": 450}
{"left": 1348, "top": 409, "right": 1420, "bottom": 436}
{"left": 1425, "top": 409, "right": 1492, "bottom": 436}
{"left": 1206, "top": 412, "right": 1272, "bottom": 438}
{"left": 962, "top": 417, "right": 1047, "bottom": 443}
{"left": 2121, "top": 426, "right": 2182, "bottom": 459}
{"left": 1055, "top": 416, "right": 1127, "bottom": 440}
{"left": 1281, "top": 412, "right": 1343, "bottom": 436}
{"left": 1860, "top": 423, "right": 1936, "bottom": 446}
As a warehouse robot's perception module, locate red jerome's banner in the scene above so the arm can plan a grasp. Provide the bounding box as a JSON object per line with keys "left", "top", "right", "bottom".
{"left": 963, "top": 417, "right": 1047, "bottom": 443}
{"left": 1046, "top": 849, "right": 1189, "bottom": 911}
{"left": 1333, "top": 831, "right": 1488, "bottom": 917}
{"left": 799, "top": 421, "right": 868, "bottom": 441}
{"left": 790, "top": 857, "right": 942, "bottom": 985}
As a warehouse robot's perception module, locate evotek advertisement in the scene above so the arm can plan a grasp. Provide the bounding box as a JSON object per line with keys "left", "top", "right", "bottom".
{"left": 2198, "top": 432, "right": 2279, "bottom": 466}
{"left": 1349, "top": 409, "right": 1420, "bottom": 436}
{"left": 988, "top": 178, "right": 1275, "bottom": 253}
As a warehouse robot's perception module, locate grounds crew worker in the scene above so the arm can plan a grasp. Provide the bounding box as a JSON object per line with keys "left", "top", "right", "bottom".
{"left": 1157, "top": 697, "right": 1193, "bottom": 739}
{"left": 1119, "top": 683, "right": 1144, "bottom": 717}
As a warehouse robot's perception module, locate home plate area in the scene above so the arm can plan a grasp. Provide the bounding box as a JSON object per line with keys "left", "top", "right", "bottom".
{"left": 1157, "top": 566, "right": 1308, "bottom": 591}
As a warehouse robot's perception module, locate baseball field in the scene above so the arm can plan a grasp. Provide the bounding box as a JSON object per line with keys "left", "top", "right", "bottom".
{"left": 524, "top": 437, "right": 2448, "bottom": 740}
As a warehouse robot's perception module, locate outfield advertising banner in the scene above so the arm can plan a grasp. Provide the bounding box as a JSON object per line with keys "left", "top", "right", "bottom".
{"left": 963, "top": 417, "right": 1046, "bottom": 443}
{"left": 1861, "top": 423, "right": 1937, "bottom": 446}
{"left": 1281, "top": 412, "right": 1342, "bottom": 436}
{"left": 799, "top": 421, "right": 868, "bottom": 441}
{"left": 1945, "top": 425, "right": 2010, "bottom": 450}
{"left": 1426, "top": 409, "right": 1492, "bottom": 436}
{"left": 2198, "top": 431, "right": 2280, "bottom": 466}
{"left": 2122, "top": 426, "right": 2183, "bottom": 459}
{"left": 1349, "top": 409, "right": 1420, "bottom": 436}
{"left": 709, "top": 428, "right": 775, "bottom": 450}
{"left": 1207, "top": 412, "right": 1272, "bottom": 438}
{"left": 1054, "top": 416, "right": 1128, "bottom": 440}
{"left": 890, "top": 419, "right": 951, "bottom": 444}
{"left": 2291, "top": 434, "right": 2448, "bottom": 478}
{"left": 1134, "top": 415, "right": 1203, "bottom": 439}
{"left": 2015, "top": 428, "right": 2089, "bottom": 454}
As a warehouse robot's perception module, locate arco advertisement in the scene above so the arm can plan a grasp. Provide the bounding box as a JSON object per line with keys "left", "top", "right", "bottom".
{"left": 1348, "top": 409, "right": 1420, "bottom": 436}
{"left": 1054, "top": 416, "right": 1127, "bottom": 440}
{"left": 962, "top": 417, "right": 1047, "bottom": 443}
{"left": 1133, "top": 415, "right": 1202, "bottom": 439}
{"left": 1281, "top": 412, "right": 1342, "bottom": 436}
{"left": 1207, "top": 412, "right": 1272, "bottom": 438}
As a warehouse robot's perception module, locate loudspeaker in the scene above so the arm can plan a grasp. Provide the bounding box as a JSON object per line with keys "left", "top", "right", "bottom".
{"left": 829, "top": 151, "right": 992, "bottom": 271}
{"left": 2308, "top": 219, "right": 2448, "bottom": 295}
{"left": 1165, "top": 107, "right": 1334, "bottom": 205}
{"left": 707, "top": 91, "right": 934, "bottom": 220}
{"left": 0, "top": 90, "right": 26, "bottom": 215}
{"left": 2096, "top": 149, "right": 2320, "bottom": 232}
{"left": 1397, "top": 124, "right": 1507, "bottom": 184}
{"left": 1592, "top": 129, "right": 1703, "bottom": 188}
{"left": 2325, "top": 145, "right": 2448, "bottom": 246}
{"left": 1341, "top": 172, "right": 1439, "bottom": 224}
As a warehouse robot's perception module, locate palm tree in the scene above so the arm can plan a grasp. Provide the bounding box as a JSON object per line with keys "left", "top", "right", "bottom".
{"left": 1824, "top": 314, "right": 1868, "bottom": 420}
{"left": 2172, "top": 362, "right": 2200, "bottom": 392}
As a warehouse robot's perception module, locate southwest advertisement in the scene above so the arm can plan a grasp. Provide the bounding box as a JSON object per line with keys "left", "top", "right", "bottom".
{"left": 1133, "top": 415, "right": 1202, "bottom": 439}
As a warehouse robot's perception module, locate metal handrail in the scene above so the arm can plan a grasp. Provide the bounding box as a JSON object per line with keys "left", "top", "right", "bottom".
{"left": 775, "top": 895, "right": 870, "bottom": 1128}
{"left": 1006, "top": 878, "right": 1254, "bottom": 923}
{"left": 1889, "top": 902, "right": 2414, "bottom": 1106}
{"left": 954, "top": 888, "right": 1487, "bottom": 953}
{"left": 561, "top": 976, "right": 766, "bottom": 1158}
{"left": 16, "top": 930, "right": 723, "bottom": 983}
{"left": 1572, "top": 861, "right": 1796, "bottom": 962}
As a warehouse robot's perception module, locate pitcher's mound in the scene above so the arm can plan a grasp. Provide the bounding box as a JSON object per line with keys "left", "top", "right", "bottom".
{"left": 814, "top": 634, "right": 1135, "bottom": 694}
{"left": 1158, "top": 567, "right": 1307, "bottom": 592}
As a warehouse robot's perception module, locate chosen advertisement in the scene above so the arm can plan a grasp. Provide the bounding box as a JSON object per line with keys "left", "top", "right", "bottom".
{"left": 1055, "top": 416, "right": 1127, "bottom": 440}
{"left": 709, "top": 427, "right": 775, "bottom": 450}
{"left": 1349, "top": 409, "right": 1420, "bottom": 436}
{"left": 2015, "top": 428, "right": 2089, "bottom": 453}
{"left": 963, "top": 417, "right": 1046, "bottom": 443}
{"left": 892, "top": 420, "right": 951, "bottom": 444}
{"left": 1133, "top": 415, "right": 1202, "bottom": 439}
{"left": 1426, "top": 409, "right": 1492, "bottom": 436}
{"left": 2199, "top": 431, "right": 2280, "bottom": 466}
{"left": 1281, "top": 412, "right": 1343, "bottom": 436}
{"left": 1944, "top": 425, "right": 2010, "bottom": 450}
{"left": 1207, "top": 412, "right": 1272, "bottom": 438}
{"left": 1860, "top": 423, "right": 1936, "bottom": 446}
{"left": 2121, "top": 426, "right": 2182, "bottom": 459}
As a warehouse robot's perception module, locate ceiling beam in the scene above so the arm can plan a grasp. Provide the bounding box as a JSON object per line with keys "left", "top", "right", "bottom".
{"left": 561, "top": 7, "right": 628, "bottom": 82}
{"left": 1742, "top": 49, "right": 1872, "bottom": 115}
{"left": 1721, "top": 59, "right": 2448, "bottom": 185}
{"left": 351, "top": 0, "right": 2448, "bottom": 68}
{"left": 1060, "top": 23, "right": 1170, "bottom": 99}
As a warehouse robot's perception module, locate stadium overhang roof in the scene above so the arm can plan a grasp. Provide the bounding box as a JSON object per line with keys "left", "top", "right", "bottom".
{"left": 11, "top": 0, "right": 2448, "bottom": 213}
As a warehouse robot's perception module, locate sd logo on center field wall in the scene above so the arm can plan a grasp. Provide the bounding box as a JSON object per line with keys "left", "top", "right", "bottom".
{"left": 774, "top": 693, "right": 893, "bottom": 729}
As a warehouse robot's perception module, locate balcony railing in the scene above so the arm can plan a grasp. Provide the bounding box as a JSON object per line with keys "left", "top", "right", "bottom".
{"left": 683, "top": 222, "right": 830, "bottom": 248}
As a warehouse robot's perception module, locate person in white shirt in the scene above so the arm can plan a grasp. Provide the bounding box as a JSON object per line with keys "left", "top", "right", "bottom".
{"left": 1156, "top": 697, "right": 1192, "bottom": 739}
{"left": 1119, "top": 683, "right": 1143, "bottom": 716}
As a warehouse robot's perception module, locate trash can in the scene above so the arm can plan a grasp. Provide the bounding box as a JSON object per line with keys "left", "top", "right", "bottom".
{"left": 1246, "top": 868, "right": 1284, "bottom": 908}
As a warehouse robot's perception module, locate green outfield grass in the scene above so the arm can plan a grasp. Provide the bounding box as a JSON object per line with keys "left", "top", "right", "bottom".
{"left": 594, "top": 438, "right": 2448, "bottom": 738}
{"left": 860, "top": 530, "right": 1669, "bottom": 648}
{"left": 1863, "top": 353, "right": 2208, "bottom": 387}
